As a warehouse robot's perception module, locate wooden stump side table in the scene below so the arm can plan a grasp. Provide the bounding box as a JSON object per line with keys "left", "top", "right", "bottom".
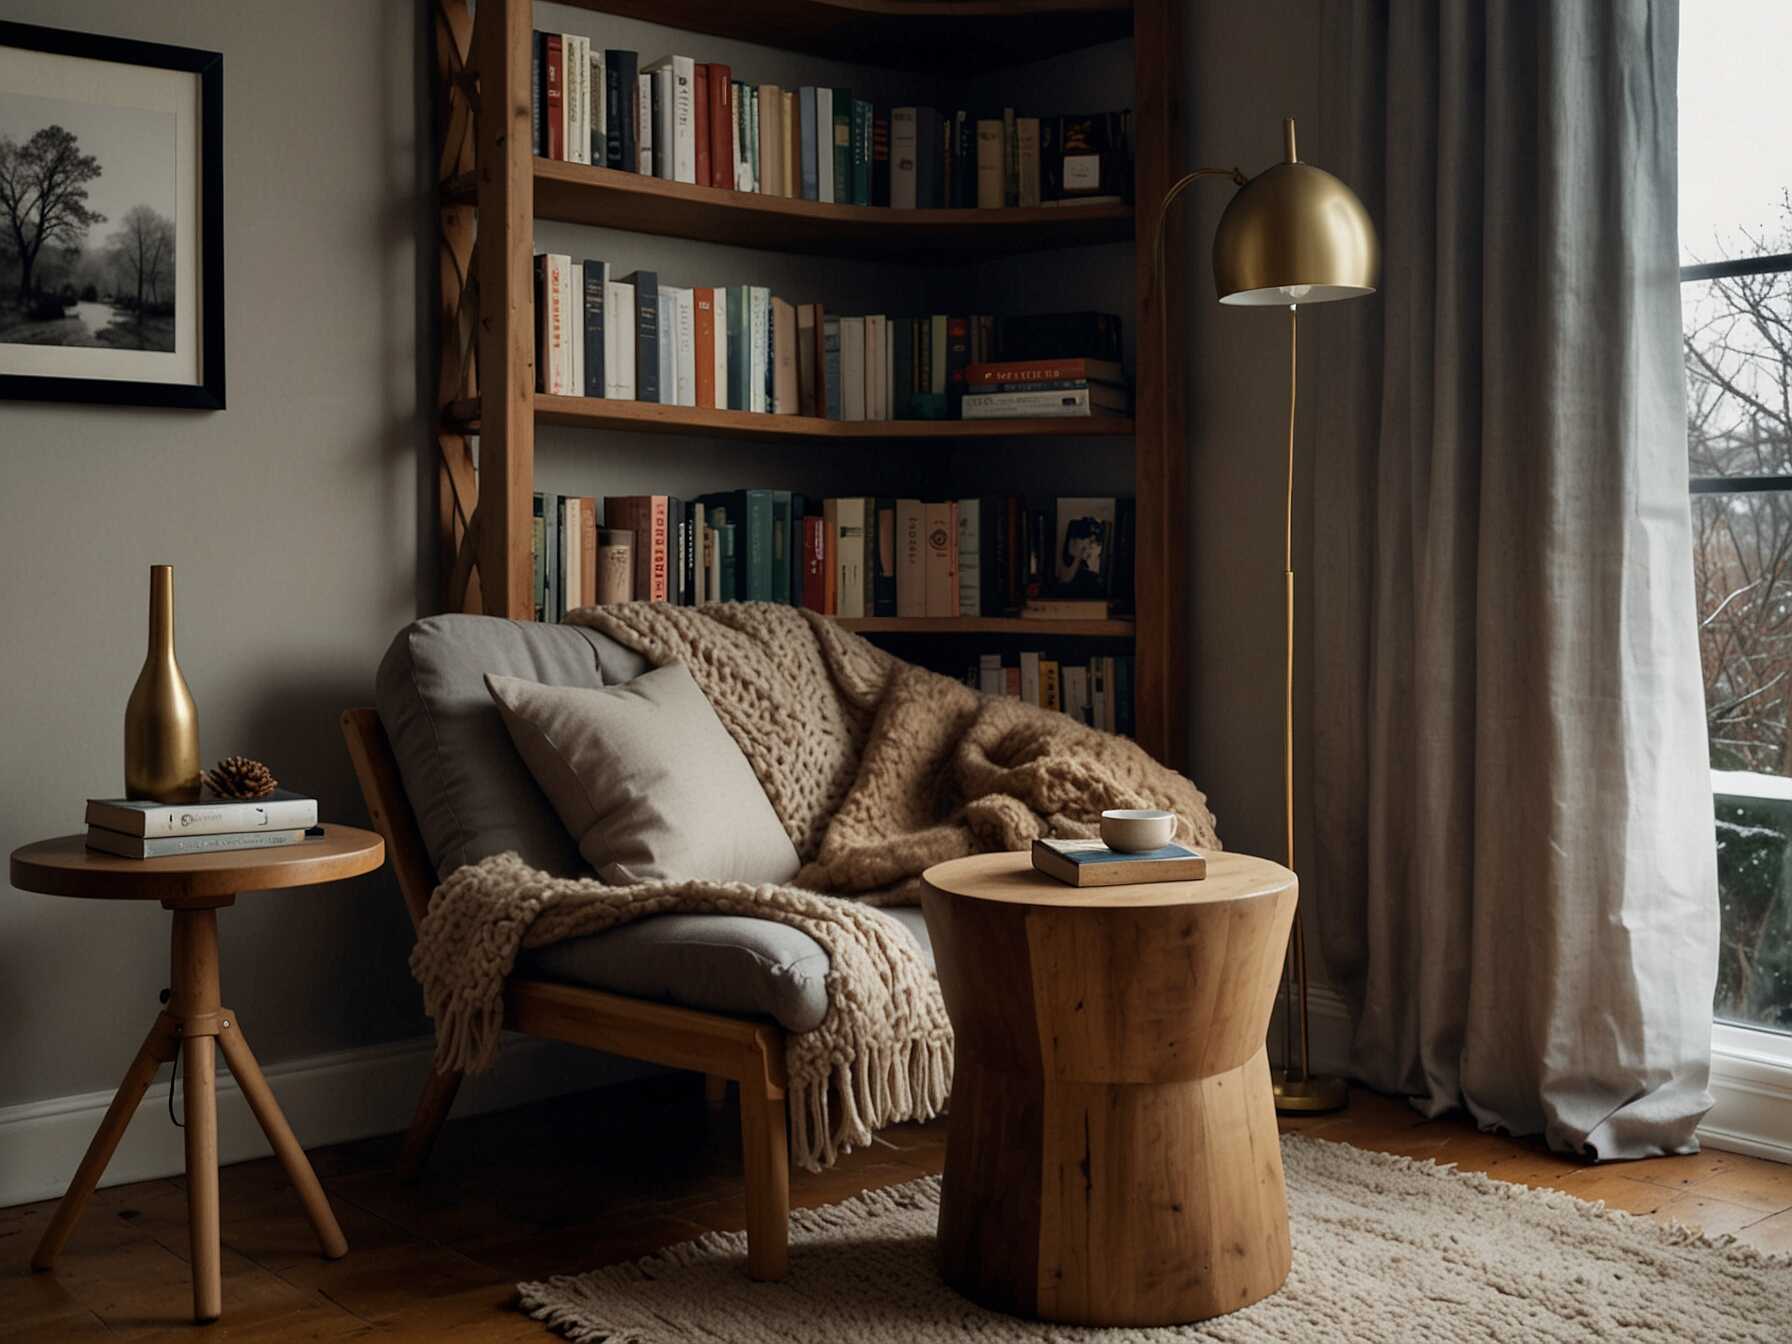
{"left": 10, "top": 825, "right": 385, "bottom": 1323}
{"left": 921, "top": 849, "right": 1298, "bottom": 1328}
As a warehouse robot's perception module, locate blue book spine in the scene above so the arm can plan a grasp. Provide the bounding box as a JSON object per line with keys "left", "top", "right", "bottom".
{"left": 745, "top": 490, "right": 774, "bottom": 601}
{"left": 799, "top": 88, "right": 819, "bottom": 201}
{"left": 727, "top": 284, "right": 750, "bottom": 411}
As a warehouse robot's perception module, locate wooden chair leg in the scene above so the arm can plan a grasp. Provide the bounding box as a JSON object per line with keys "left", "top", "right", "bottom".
{"left": 217, "top": 1015, "right": 347, "bottom": 1259}
{"left": 738, "top": 1064, "right": 790, "bottom": 1281}
{"left": 398, "top": 1066, "right": 463, "bottom": 1183}
{"left": 32, "top": 1011, "right": 180, "bottom": 1272}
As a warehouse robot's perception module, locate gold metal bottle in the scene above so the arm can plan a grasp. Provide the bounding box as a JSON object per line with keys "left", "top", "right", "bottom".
{"left": 124, "top": 564, "right": 202, "bottom": 802}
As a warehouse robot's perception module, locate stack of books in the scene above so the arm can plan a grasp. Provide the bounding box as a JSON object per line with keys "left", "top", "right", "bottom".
{"left": 960, "top": 356, "right": 1129, "bottom": 421}
{"left": 85, "top": 792, "right": 319, "bottom": 859}
{"left": 526, "top": 492, "right": 1135, "bottom": 625}
{"left": 529, "top": 30, "right": 1133, "bottom": 210}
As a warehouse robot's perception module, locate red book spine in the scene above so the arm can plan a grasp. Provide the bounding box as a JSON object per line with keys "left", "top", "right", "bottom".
{"left": 710, "top": 64, "right": 734, "bottom": 190}
{"left": 545, "top": 35, "right": 564, "bottom": 161}
{"left": 693, "top": 64, "right": 712, "bottom": 186}
{"left": 650, "top": 497, "right": 670, "bottom": 601}
{"left": 694, "top": 288, "right": 716, "bottom": 409}
{"left": 802, "top": 516, "right": 827, "bottom": 610}
{"left": 965, "top": 359, "right": 1101, "bottom": 385}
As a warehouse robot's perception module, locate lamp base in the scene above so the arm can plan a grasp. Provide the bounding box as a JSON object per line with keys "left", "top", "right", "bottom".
{"left": 1271, "top": 1069, "right": 1349, "bottom": 1114}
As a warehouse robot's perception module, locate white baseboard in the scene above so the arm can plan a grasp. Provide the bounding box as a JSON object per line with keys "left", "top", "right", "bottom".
{"left": 0, "top": 1032, "right": 651, "bottom": 1210}
{"left": 1272, "top": 983, "right": 1792, "bottom": 1165}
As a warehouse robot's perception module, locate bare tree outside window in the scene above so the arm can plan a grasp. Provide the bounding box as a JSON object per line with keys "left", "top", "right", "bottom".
{"left": 1686, "top": 201, "right": 1792, "bottom": 1030}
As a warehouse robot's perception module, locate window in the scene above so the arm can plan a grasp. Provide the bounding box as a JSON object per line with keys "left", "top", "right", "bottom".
{"left": 1682, "top": 5, "right": 1792, "bottom": 1038}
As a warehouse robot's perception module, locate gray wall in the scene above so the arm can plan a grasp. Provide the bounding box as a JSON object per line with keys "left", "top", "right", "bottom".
{"left": 0, "top": 0, "right": 429, "bottom": 1108}
{"left": 1181, "top": 0, "right": 1336, "bottom": 975}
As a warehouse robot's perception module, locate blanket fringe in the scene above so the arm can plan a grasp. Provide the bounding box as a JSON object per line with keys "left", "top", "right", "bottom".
{"left": 787, "top": 1036, "right": 953, "bottom": 1172}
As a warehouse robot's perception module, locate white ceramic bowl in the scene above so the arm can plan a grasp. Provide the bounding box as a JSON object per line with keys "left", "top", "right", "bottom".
{"left": 1100, "top": 808, "right": 1177, "bottom": 853}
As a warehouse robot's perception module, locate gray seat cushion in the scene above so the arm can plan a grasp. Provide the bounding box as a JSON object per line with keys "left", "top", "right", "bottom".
{"left": 375, "top": 614, "right": 935, "bottom": 1033}
{"left": 519, "top": 905, "right": 933, "bottom": 1033}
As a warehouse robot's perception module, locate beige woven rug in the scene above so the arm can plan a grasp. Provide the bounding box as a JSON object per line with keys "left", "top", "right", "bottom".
{"left": 518, "top": 1135, "right": 1791, "bottom": 1343}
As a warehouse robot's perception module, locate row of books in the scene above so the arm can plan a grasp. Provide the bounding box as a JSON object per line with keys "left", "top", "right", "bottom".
{"left": 535, "top": 259, "right": 1126, "bottom": 421}
{"left": 84, "top": 792, "right": 319, "bottom": 859}
{"left": 531, "top": 31, "right": 1132, "bottom": 209}
{"left": 964, "top": 653, "right": 1137, "bottom": 736}
{"left": 530, "top": 492, "right": 1133, "bottom": 624}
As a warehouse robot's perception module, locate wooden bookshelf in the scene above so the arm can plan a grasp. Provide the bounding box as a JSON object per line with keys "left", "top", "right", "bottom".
{"left": 445, "top": 164, "right": 1134, "bottom": 260}
{"left": 835, "top": 617, "right": 1136, "bottom": 637}
{"left": 432, "top": 0, "right": 1187, "bottom": 766}
{"left": 445, "top": 396, "right": 1133, "bottom": 441}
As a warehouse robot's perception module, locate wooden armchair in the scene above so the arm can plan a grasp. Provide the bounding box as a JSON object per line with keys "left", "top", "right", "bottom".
{"left": 340, "top": 708, "right": 792, "bottom": 1279}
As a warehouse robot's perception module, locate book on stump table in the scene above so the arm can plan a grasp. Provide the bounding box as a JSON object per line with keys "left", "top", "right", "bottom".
{"left": 1031, "top": 837, "right": 1208, "bottom": 887}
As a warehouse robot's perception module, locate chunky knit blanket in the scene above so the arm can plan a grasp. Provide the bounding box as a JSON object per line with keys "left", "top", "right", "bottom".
{"left": 411, "top": 602, "right": 1219, "bottom": 1171}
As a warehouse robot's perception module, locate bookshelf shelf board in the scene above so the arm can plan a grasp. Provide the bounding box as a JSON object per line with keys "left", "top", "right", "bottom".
{"left": 833, "top": 616, "right": 1136, "bottom": 637}
{"left": 440, "top": 163, "right": 1134, "bottom": 260}
{"left": 446, "top": 396, "right": 1134, "bottom": 442}
{"left": 557, "top": 1, "right": 1132, "bottom": 72}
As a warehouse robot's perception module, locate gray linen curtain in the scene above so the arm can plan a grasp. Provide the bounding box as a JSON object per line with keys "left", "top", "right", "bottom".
{"left": 1310, "top": 0, "right": 1719, "bottom": 1157}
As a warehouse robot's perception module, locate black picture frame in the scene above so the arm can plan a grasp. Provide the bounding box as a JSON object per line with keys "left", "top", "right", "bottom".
{"left": 0, "top": 20, "right": 223, "bottom": 410}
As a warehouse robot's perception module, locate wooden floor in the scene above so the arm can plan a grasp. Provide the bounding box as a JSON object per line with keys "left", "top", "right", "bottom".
{"left": 5, "top": 1075, "right": 1791, "bottom": 1340}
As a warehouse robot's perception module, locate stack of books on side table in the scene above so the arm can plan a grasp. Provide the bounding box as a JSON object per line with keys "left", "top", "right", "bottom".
{"left": 84, "top": 792, "right": 320, "bottom": 859}
{"left": 1032, "top": 837, "right": 1207, "bottom": 887}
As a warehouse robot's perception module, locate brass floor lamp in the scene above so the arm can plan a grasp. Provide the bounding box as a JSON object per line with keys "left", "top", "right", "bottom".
{"left": 1153, "top": 118, "right": 1378, "bottom": 1114}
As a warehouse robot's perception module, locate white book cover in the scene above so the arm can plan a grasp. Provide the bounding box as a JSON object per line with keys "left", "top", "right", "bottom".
{"left": 834, "top": 497, "right": 866, "bottom": 618}
{"left": 673, "top": 286, "right": 695, "bottom": 406}
{"left": 896, "top": 498, "right": 925, "bottom": 617}
{"left": 86, "top": 792, "right": 317, "bottom": 838}
{"left": 636, "top": 73, "right": 653, "bottom": 173}
{"left": 863, "top": 316, "right": 882, "bottom": 420}
{"left": 563, "top": 497, "right": 582, "bottom": 609}
{"left": 605, "top": 278, "right": 635, "bottom": 397}
{"left": 957, "top": 498, "right": 980, "bottom": 616}
{"left": 890, "top": 107, "right": 918, "bottom": 208}
{"left": 570, "top": 36, "right": 589, "bottom": 165}
{"left": 840, "top": 317, "right": 866, "bottom": 421}
{"left": 961, "top": 387, "right": 1096, "bottom": 419}
{"left": 557, "top": 256, "right": 576, "bottom": 394}
{"left": 749, "top": 286, "right": 770, "bottom": 413}
{"left": 672, "top": 54, "right": 696, "bottom": 183}
{"left": 713, "top": 289, "right": 729, "bottom": 410}
{"left": 816, "top": 88, "right": 834, "bottom": 203}
{"left": 591, "top": 49, "right": 605, "bottom": 161}
{"left": 1020, "top": 651, "right": 1041, "bottom": 708}
{"left": 977, "top": 653, "right": 1003, "bottom": 697}
{"left": 570, "top": 262, "right": 585, "bottom": 396}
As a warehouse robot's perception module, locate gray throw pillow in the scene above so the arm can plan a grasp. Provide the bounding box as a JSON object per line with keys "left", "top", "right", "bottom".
{"left": 484, "top": 663, "right": 800, "bottom": 886}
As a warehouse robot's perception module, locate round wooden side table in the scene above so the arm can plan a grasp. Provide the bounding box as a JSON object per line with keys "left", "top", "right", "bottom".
{"left": 921, "top": 849, "right": 1298, "bottom": 1328}
{"left": 10, "top": 825, "right": 385, "bottom": 1323}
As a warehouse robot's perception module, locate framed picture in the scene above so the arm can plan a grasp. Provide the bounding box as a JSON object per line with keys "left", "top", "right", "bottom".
{"left": 0, "top": 20, "right": 223, "bottom": 409}
{"left": 1054, "top": 497, "right": 1117, "bottom": 598}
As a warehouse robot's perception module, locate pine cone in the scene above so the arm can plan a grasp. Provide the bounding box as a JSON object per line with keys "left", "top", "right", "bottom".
{"left": 204, "top": 755, "right": 278, "bottom": 799}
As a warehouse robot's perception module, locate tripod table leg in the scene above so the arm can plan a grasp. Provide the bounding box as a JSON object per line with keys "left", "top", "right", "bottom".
{"left": 30, "top": 1010, "right": 181, "bottom": 1272}
{"left": 217, "top": 1014, "right": 348, "bottom": 1258}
